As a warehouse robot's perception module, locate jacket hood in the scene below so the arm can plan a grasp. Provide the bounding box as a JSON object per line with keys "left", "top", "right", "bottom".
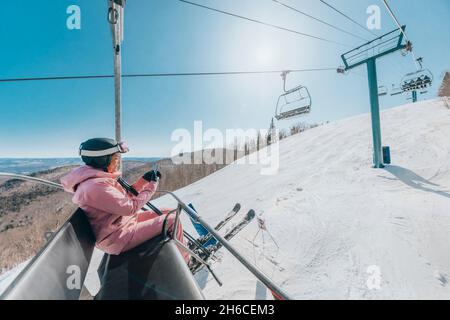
{"left": 60, "top": 165, "right": 121, "bottom": 193}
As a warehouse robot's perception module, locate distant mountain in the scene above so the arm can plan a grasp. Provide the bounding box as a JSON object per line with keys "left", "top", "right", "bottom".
{"left": 0, "top": 158, "right": 161, "bottom": 175}
{"left": 0, "top": 158, "right": 82, "bottom": 175}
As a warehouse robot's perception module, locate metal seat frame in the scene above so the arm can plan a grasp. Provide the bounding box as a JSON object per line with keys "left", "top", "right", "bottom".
{"left": 275, "top": 71, "right": 311, "bottom": 121}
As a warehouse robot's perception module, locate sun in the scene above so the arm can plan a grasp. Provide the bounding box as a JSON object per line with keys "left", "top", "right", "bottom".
{"left": 255, "top": 46, "right": 274, "bottom": 65}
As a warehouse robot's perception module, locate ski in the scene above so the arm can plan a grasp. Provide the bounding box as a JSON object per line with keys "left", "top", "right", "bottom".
{"left": 188, "top": 203, "right": 241, "bottom": 249}
{"left": 214, "top": 203, "right": 241, "bottom": 231}
{"left": 195, "top": 203, "right": 241, "bottom": 248}
{"left": 190, "top": 209, "right": 256, "bottom": 274}
{"left": 223, "top": 209, "right": 255, "bottom": 242}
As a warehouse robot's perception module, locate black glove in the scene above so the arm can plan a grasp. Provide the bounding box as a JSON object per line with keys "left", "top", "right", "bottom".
{"left": 143, "top": 170, "right": 162, "bottom": 182}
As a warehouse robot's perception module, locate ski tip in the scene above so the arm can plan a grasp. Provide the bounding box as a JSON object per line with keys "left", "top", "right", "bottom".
{"left": 234, "top": 203, "right": 241, "bottom": 211}
{"left": 247, "top": 209, "right": 256, "bottom": 219}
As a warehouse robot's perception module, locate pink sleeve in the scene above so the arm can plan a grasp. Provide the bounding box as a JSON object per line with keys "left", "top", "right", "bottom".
{"left": 132, "top": 177, "right": 155, "bottom": 193}
{"left": 86, "top": 180, "right": 158, "bottom": 216}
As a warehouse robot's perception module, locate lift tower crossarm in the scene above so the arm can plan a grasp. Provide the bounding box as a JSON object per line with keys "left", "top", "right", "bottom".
{"left": 341, "top": 26, "right": 407, "bottom": 71}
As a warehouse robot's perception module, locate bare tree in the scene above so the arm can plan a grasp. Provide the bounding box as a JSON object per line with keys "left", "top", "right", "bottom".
{"left": 278, "top": 129, "right": 287, "bottom": 140}
{"left": 438, "top": 72, "right": 450, "bottom": 97}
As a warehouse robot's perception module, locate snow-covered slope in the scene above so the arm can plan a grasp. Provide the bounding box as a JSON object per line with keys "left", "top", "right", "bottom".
{"left": 152, "top": 98, "right": 450, "bottom": 299}
{"left": 0, "top": 260, "right": 29, "bottom": 295}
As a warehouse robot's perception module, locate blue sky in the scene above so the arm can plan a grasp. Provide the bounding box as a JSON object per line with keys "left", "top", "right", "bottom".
{"left": 0, "top": 0, "right": 449, "bottom": 157}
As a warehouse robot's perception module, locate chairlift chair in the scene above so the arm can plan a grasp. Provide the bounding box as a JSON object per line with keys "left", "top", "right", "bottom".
{"left": 378, "top": 85, "right": 388, "bottom": 96}
{"left": 274, "top": 71, "right": 311, "bottom": 121}
{"left": 390, "top": 84, "right": 403, "bottom": 96}
{"left": 400, "top": 57, "right": 433, "bottom": 93}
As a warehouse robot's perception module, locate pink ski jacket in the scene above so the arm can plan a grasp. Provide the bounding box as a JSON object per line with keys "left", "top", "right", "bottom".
{"left": 60, "top": 165, "right": 158, "bottom": 255}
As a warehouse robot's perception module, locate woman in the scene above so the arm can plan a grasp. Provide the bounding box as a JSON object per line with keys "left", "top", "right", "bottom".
{"left": 60, "top": 138, "right": 190, "bottom": 263}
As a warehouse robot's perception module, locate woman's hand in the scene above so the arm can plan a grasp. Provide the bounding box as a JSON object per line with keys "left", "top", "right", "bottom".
{"left": 143, "top": 170, "right": 162, "bottom": 182}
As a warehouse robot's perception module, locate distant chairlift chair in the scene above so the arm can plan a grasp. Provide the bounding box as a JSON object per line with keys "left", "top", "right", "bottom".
{"left": 378, "top": 85, "right": 388, "bottom": 96}
{"left": 274, "top": 71, "right": 311, "bottom": 121}
{"left": 390, "top": 84, "right": 403, "bottom": 96}
{"left": 400, "top": 57, "right": 433, "bottom": 92}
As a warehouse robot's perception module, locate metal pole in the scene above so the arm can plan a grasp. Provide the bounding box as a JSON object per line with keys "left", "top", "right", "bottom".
{"left": 412, "top": 90, "right": 417, "bottom": 103}
{"left": 114, "top": 45, "right": 122, "bottom": 162}
{"left": 156, "top": 190, "right": 292, "bottom": 300}
{"left": 109, "top": 0, "right": 124, "bottom": 170}
{"left": 366, "top": 59, "right": 384, "bottom": 168}
{"left": 0, "top": 173, "right": 64, "bottom": 190}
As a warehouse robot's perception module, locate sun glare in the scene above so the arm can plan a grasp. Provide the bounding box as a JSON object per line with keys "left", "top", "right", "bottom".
{"left": 256, "top": 46, "right": 274, "bottom": 65}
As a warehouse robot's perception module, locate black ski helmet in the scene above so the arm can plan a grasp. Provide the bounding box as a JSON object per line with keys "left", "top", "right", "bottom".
{"left": 79, "top": 138, "right": 128, "bottom": 170}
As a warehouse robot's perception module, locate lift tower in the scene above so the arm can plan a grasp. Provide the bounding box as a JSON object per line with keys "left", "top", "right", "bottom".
{"left": 341, "top": 26, "right": 410, "bottom": 168}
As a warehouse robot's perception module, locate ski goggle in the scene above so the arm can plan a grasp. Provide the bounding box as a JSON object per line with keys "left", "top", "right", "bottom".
{"left": 117, "top": 141, "right": 129, "bottom": 153}
{"left": 79, "top": 141, "right": 130, "bottom": 157}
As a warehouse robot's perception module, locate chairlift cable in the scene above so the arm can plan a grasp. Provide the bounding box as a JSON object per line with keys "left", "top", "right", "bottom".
{"left": 319, "top": 0, "right": 379, "bottom": 37}
{"left": 271, "top": 0, "right": 369, "bottom": 42}
{"left": 124, "top": 68, "right": 338, "bottom": 77}
{"left": 381, "top": 0, "right": 420, "bottom": 70}
{"left": 381, "top": 0, "right": 409, "bottom": 42}
{"left": 0, "top": 68, "right": 337, "bottom": 83}
{"left": 176, "top": 0, "right": 352, "bottom": 47}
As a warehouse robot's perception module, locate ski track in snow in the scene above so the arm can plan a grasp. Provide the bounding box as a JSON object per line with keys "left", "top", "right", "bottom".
{"left": 2, "top": 99, "right": 450, "bottom": 300}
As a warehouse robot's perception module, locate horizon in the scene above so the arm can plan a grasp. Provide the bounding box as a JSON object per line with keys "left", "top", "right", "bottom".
{"left": 0, "top": 157, "right": 162, "bottom": 159}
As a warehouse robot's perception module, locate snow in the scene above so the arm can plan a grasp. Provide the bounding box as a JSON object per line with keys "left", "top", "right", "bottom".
{"left": 151, "top": 98, "right": 450, "bottom": 299}
{"left": 3, "top": 98, "right": 450, "bottom": 299}
{"left": 0, "top": 260, "right": 29, "bottom": 296}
